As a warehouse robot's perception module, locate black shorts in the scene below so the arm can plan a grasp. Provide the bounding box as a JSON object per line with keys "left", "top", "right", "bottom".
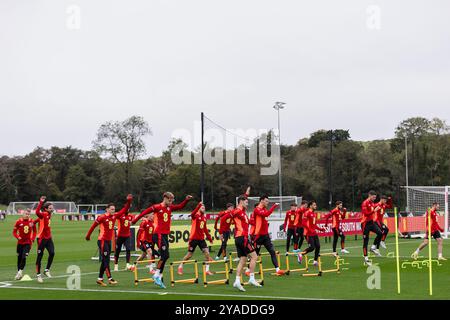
{"left": 235, "top": 236, "right": 255, "bottom": 258}
{"left": 139, "top": 241, "right": 154, "bottom": 253}
{"left": 188, "top": 239, "right": 208, "bottom": 253}
{"left": 116, "top": 236, "right": 131, "bottom": 251}
{"left": 17, "top": 244, "right": 31, "bottom": 257}
{"left": 152, "top": 234, "right": 169, "bottom": 253}
{"left": 37, "top": 238, "right": 54, "bottom": 254}
{"left": 97, "top": 240, "right": 112, "bottom": 258}
{"left": 221, "top": 231, "right": 231, "bottom": 242}
{"left": 426, "top": 231, "right": 442, "bottom": 240}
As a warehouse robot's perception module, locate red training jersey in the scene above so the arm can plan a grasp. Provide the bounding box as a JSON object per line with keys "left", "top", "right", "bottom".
{"left": 214, "top": 211, "right": 233, "bottom": 234}
{"left": 253, "top": 204, "right": 278, "bottom": 237}
{"left": 133, "top": 198, "right": 191, "bottom": 235}
{"left": 294, "top": 207, "right": 307, "bottom": 228}
{"left": 374, "top": 199, "right": 393, "bottom": 224}
{"left": 426, "top": 209, "right": 444, "bottom": 233}
{"left": 35, "top": 200, "right": 52, "bottom": 239}
{"left": 232, "top": 207, "right": 250, "bottom": 237}
{"left": 189, "top": 203, "right": 213, "bottom": 242}
{"left": 361, "top": 199, "right": 376, "bottom": 225}
{"left": 284, "top": 210, "right": 297, "bottom": 231}
{"left": 324, "top": 208, "right": 346, "bottom": 229}
{"left": 116, "top": 213, "right": 135, "bottom": 238}
{"left": 13, "top": 218, "right": 37, "bottom": 245}
{"left": 304, "top": 209, "right": 323, "bottom": 236}
{"left": 137, "top": 218, "right": 154, "bottom": 244}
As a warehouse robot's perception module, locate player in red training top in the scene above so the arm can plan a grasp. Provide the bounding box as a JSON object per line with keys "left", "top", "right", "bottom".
{"left": 114, "top": 204, "right": 137, "bottom": 272}
{"left": 214, "top": 203, "right": 234, "bottom": 261}
{"left": 294, "top": 200, "right": 308, "bottom": 251}
{"left": 13, "top": 208, "right": 37, "bottom": 281}
{"left": 34, "top": 196, "right": 56, "bottom": 283}
{"left": 85, "top": 194, "right": 133, "bottom": 287}
{"left": 411, "top": 202, "right": 446, "bottom": 261}
{"left": 284, "top": 203, "right": 299, "bottom": 253}
{"left": 361, "top": 191, "right": 383, "bottom": 266}
{"left": 136, "top": 212, "right": 157, "bottom": 274}
{"left": 323, "top": 201, "right": 349, "bottom": 256}
{"left": 178, "top": 202, "right": 214, "bottom": 276}
{"left": 253, "top": 195, "right": 284, "bottom": 276}
{"left": 374, "top": 195, "right": 393, "bottom": 250}
{"left": 297, "top": 201, "right": 326, "bottom": 267}
{"left": 132, "top": 192, "right": 193, "bottom": 289}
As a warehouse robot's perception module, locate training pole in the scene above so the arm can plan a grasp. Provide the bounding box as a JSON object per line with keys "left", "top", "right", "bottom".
{"left": 428, "top": 208, "right": 433, "bottom": 296}
{"left": 394, "top": 207, "right": 401, "bottom": 294}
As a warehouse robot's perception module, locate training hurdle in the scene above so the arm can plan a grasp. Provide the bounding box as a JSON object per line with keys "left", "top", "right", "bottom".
{"left": 169, "top": 260, "right": 199, "bottom": 287}
{"left": 133, "top": 259, "right": 157, "bottom": 285}
{"left": 202, "top": 261, "right": 230, "bottom": 287}
{"left": 259, "top": 251, "right": 283, "bottom": 275}
{"left": 228, "top": 252, "right": 265, "bottom": 285}
{"left": 285, "top": 252, "right": 309, "bottom": 275}
{"left": 302, "top": 253, "right": 341, "bottom": 277}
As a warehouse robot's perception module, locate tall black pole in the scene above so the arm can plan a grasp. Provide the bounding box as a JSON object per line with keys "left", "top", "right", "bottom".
{"left": 329, "top": 130, "right": 333, "bottom": 209}
{"left": 201, "top": 112, "right": 205, "bottom": 202}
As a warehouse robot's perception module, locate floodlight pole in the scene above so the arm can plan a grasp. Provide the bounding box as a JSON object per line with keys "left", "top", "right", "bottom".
{"left": 405, "top": 135, "right": 409, "bottom": 212}
{"left": 201, "top": 112, "right": 205, "bottom": 203}
{"left": 273, "top": 102, "right": 285, "bottom": 215}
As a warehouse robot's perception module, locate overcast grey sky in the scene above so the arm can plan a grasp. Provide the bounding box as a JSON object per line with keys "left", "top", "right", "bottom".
{"left": 1, "top": 0, "right": 449, "bottom": 157}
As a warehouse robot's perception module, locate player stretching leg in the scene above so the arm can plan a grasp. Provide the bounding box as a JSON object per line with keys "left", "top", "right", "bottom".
{"left": 13, "top": 209, "right": 36, "bottom": 280}
{"left": 35, "top": 196, "right": 56, "bottom": 283}
{"left": 411, "top": 203, "right": 446, "bottom": 261}
{"left": 133, "top": 192, "right": 193, "bottom": 289}
{"left": 361, "top": 191, "right": 383, "bottom": 266}
{"left": 178, "top": 202, "right": 214, "bottom": 275}
{"left": 284, "top": 204, "right": 299, "bottom": 253}
{"left": 114, "top": 204, "right": 136, "bottom": 272}
{"left": 294, "top": 200, "right": 308, "bottom": 252}
{"left": 232, "top": 194, "right": 261, "bottom": 292}
{"left": 85, "top": 194, "right": 133, "bottom": 286}
{"left": 254, "top": 196, "right": 285, "bottom": 276}
{"left": 136, "top": 213, "right": 156, "bottom": 273}
{"left": 214, "top": 203, "right": 234, "bottom": 261}
{"left": 324, "top": 201, "right": 349, "bottom": 256}
{"left": 374, "top": 195, "right": 393, "bottom": 250}
{"left": 297, "top": 201, "right": 326, "bottom": 267}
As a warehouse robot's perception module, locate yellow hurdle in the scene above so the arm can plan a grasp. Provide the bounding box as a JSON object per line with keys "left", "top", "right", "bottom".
{"left": 302, "top": 253, "right": 341, "bottom": 277}
{"left": 133, "top": 259, "right": 158, "bottom": 285}
{"left": 259, "top": 251, "right": 283, "bottom": 275}
{"left": 241, "top": 258, "right": 264, "bottom": 286}
{"left": 285, "top": 252, "right": 309, "bottom": 275}
{"left": 202, "top": 260, "right": 230, "bottom": 288}
{"left": 169, "top": 260, "right": 199, "bottom": 287}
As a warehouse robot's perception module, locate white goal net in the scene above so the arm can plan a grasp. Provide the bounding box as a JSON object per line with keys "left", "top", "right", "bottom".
{"left": 6, "top": 201, "right": 78, "bottom": 215}
{"left": 236, "top": 196, "right": 302, "bottom": 219}
{"left": 403, "top": 186, "right": 449, "bottom": 239}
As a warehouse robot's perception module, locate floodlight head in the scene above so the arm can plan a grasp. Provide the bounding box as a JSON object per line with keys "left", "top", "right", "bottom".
{"left": 273, "top": 102, "right": 286, "bottom": 110}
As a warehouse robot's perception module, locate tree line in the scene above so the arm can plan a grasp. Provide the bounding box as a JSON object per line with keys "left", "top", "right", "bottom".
{"left": 1, "top": 116, "right": 449, "bottom": 211}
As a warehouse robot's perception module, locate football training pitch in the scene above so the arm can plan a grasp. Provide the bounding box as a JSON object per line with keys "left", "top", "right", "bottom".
{"left": 0, "top": 216, "right": 448, "bottom": 300}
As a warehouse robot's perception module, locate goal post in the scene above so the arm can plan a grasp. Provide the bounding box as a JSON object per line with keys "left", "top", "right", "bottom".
{"left": 236, "top": 196, "right": 302, "bottom": 218}
{"left": 403, "top": 186, "right": 449, "bottom": 239}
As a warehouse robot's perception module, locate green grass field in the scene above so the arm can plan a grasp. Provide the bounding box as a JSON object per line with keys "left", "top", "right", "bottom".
{"left": 0, "top": 215, "right": 448, "bottom": 300}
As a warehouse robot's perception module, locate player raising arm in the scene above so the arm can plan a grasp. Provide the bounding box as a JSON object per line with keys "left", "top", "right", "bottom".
{"left": 34, "top": 196, "right": 56, "bottom": 283}
{"left": 297, "top": 201, "right": 326, "bottom": 267}
{"left": 13, "top": 208, "right": 37, "bottom": 281}
{"left": 324, "top": 201, "right": 349, "bottom": 256}
{"left": 132, "top": 192, "right": 193, "bottom": 289}
{"left": 411, "top": 203, "right": 446, "bottom": 261}
{"left": 253, "top": 196, "right": 284, "bottom": 276}
{"left": 114, "top": 204, "right": 137, "bottom": 272}
{"left": 85, "top": 194, "right": 133, "bottom": 287}
{"left": 294, "top": 200, "right": 308, "bottom": 251}
{"left": 178, "top": 202, "right": 214, "bottom": 276}
{"left": 214, "top": 203, "right": 234, "bottom": 261}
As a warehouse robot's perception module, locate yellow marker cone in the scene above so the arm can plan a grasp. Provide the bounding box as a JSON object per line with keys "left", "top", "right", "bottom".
{"left": 20, "top": 275, "right": 32, "bottom": 282}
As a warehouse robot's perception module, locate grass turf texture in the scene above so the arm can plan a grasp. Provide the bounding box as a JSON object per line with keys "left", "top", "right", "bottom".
{"left": 0, "top": 215, "right": 448, "bottom": 300}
